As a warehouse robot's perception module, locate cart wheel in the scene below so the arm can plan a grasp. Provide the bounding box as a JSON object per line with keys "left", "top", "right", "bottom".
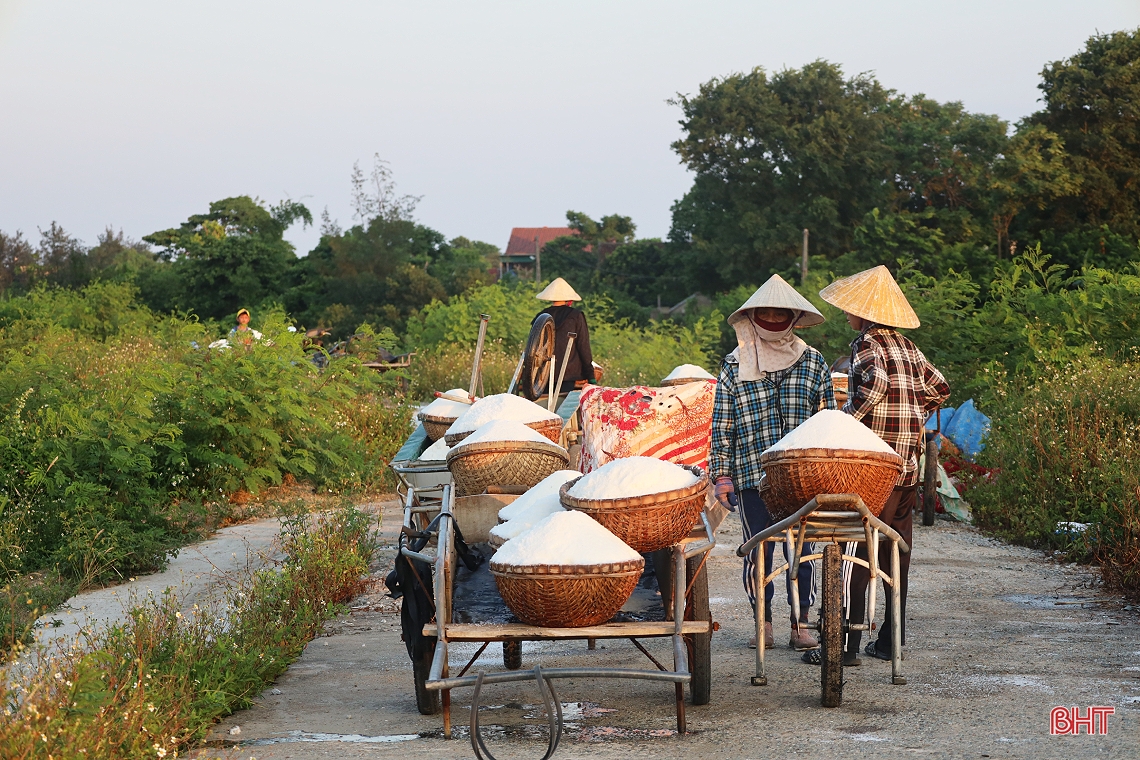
{"left": 520, "top": 314, "right": 555, "bottom": 401}
{"left": 503, "top": 640, "right": 523, "bottom": 670}
{"left": 414, "top": 641, "right": 441, "bottom": 715}
{"left": 685, "top": 555, "right": 712, "bottom": 706}
{"left": 820, "top": 543, "right": 843, "bottom": 708}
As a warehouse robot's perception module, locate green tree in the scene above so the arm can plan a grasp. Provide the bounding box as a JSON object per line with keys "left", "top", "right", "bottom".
{"left": 144, "top": 197, "right": 311, "bottom": 320}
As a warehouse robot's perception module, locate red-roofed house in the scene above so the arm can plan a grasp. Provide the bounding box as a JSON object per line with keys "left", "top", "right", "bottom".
{"left": 500, "top": 226, "right": 578, "bottom": 279}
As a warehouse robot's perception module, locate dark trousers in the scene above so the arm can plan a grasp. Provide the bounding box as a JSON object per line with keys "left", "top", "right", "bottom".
{"left": 842, "top": 486, "right": 913, "bottom": 655}
{"left": 739, "top": 488, "right": 816, "bottom": 622}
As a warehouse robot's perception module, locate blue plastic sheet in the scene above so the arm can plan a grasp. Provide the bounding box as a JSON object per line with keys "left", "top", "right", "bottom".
{"left": 925, "top": 406, "right": 956, "bottom": 432}
{"left": 942, "top": 399, "right": 990, "bottom": 460}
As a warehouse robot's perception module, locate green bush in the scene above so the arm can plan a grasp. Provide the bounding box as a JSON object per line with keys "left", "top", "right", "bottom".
{"left": 969, "top": 354, "right": 1140, "bottom": 598}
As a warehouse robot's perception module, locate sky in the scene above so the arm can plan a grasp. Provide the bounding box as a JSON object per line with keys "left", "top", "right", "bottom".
{"left": 2, "top": 1, "right": 1139, "bottom": 258}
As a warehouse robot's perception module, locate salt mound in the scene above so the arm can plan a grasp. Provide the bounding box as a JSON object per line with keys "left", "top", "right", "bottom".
{"left": 492, "top": 510, "right": 640, "bottom": 566}
{"left": 764, "top": 409, "right": 895, "bottom": 455}
{"left": 452, "top": 419, "right": 555, "bottom": 448}
{"left": 421, "top": 388, "right": 472, "bottom": 418}
{"left": 499, "top": 470, "right": 580, "bottom": 521}
{"left": 448, "top": 393, "right": 560, "bottom": 435}
{"left": 489, "top": 495, "right": 565, "bottom": 543}
{"left": 418, "top": 437, "right": 450, "bottom": 461}
{"left": 567, "top": 456, "right": 699, "bottom": 500}
{"left": 663, "top": 363, "right": 716, "bottom": 382}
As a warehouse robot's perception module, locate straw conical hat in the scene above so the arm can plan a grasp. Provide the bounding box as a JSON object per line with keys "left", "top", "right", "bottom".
{"left": 536, "top": 277, "right": 582, "bottom": 302}
{"left": 727, "top": 274, "right": 825, "bottom": 328}
{"left": 818, "top": 266, "right": 920, "bottom": 329}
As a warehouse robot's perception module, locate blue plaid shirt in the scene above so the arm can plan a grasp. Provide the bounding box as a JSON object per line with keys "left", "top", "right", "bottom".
{"left": 709, "top": 348, "right": 836, "bottom": 489}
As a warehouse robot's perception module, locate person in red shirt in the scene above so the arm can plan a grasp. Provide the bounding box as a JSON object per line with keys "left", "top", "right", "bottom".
{"left": 815, "top": 266, "right": 949, "bottom": 665}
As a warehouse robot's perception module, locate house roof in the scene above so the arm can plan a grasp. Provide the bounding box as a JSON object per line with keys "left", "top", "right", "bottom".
{"left": 504, "top": 227, "right": 577, "bottom": 256}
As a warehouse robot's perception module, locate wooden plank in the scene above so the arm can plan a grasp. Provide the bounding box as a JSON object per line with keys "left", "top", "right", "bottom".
{"left": 424, "top": 621, "right": 710, "bottom": 641}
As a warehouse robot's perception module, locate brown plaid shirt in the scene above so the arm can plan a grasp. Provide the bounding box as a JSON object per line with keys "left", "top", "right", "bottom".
{"left": 843, "top": 326, "right": 950, "bottom": 487}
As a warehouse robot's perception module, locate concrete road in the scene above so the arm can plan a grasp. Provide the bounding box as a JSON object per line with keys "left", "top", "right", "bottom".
{"left": 192, "top": 499, "right": 1139, "bottom": 760}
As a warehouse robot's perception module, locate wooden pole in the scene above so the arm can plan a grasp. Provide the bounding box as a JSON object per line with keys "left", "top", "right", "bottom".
{"left": 801, "top": 228, "right": 809, "bottom": 284}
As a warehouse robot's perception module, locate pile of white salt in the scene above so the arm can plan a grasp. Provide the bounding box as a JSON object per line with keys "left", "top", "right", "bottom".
{"left": 489, "top": 496, "right": 565, "bottom": 543}
{"left": 498, "top": 470, "right": 580, "bottom": 522}
{"left": 566, "top": 456, "right": 699, "bottom": 501}
{"left": 450, "top": 419, "right": 556, "bottom": 449}
{"left": 662, "top": 363, "right": 716, "bottom": 382}
{"left": 492, "top": 510, "right": 640, "bottom": 566}
{"left": 418, "top": 437, "right": 450, "bottom": 461}
{"left": 420, "top": 388, "right": 472, "bottom": 419}
{"left": 763, "top": 409, "right": 895, "bottom": 454}
{"left": 447, "top": 393, "right": 560, "bottom": 436}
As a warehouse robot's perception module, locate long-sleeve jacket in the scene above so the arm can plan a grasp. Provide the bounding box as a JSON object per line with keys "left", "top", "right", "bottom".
{"left": 709, "top": 348, "right": 835, "bottom": 490}
{"left": 537, "top": 305, "right": 593, "bottom": 388}
{"left": 843, "top": 326, "right": 950, "bottom": 487}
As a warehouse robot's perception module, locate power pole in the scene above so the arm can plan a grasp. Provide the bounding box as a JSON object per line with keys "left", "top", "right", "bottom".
{"left": 534, "top": 234, "right": 541, "bottom": 282}
{"left": 801, "top": 228, "right": 809, "bottom": 284}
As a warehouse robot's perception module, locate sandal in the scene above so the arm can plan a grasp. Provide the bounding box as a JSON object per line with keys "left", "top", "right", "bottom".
{"left": 801, "top": 649, "right": 860, "bottom": 667}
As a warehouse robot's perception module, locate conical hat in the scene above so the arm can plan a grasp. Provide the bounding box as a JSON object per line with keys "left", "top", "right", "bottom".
{"left": 727, "top": 274, "right": 825, "bottom": 328}
{"left": 818, "top": 266, "right": 920, "bottom": 329}
{"left": 536, "top": 277, "right": 582, "bottom": 302}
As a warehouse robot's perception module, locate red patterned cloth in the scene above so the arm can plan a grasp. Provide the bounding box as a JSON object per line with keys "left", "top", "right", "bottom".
{"left": 577, "top": 381, "right": 716, "bottom": 474}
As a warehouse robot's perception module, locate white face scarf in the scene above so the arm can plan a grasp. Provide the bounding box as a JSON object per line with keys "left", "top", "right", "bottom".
{"left": 731, "top": 311, "right": 808, "bottom": 382}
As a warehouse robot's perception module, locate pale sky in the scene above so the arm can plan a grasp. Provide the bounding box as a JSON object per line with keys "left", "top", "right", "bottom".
{"left": 2, "top": 1, "right": 1138, "bottom": 257}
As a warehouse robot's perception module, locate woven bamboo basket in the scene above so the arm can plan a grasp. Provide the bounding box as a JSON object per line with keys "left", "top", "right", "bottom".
{"left": 420, "top": 413, "right": 458, "bottom": 443}
{"left": 660, "top": 377, "right": 715, "bottom": 388}
{"left": 830, "top": 375, "right": 849, "bottom": 408}
{"left": 490, "top": 559, "right": 644, "bottom": 627}
{"left": 446, "top": 439, "right": 570, "bottom": 497}
{"left": 759, "top": 448, "right": 903, "bottom": 519}
{"left": 445, "top": 416, "right": 563, "bottom": 447}
{"left": 558, "top": 473, "right": 708, "bottom": 553}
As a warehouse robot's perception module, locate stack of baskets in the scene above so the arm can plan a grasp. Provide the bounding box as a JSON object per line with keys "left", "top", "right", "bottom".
{"left": 831, "top": 373, "right": 849, "bottom": 407}
{"left": 760, "top": 447, "right": 902, "bottom": 520}
{"left": 421, "top": 412, "right": 459, "bottom": 442}
{"left": 490, "top": 558, "right": 644, "bottom": 627}
{"left": 558, "top": 469, "right": 708, "bottom": 553}
{"left": 447, "top": 438, "right": 570, "bottom": 497}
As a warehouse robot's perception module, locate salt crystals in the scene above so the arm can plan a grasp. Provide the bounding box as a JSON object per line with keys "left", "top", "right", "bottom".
{"left": 418, "top": 437, "right": 450, "bottom": 461}
{"left": 567, "top": 456, "right": 699, "bottom": 500}
{"left": 447, "top": 393, "right": 560, "bottom": 435}
{"left": 420, "top": 388, "right": 472, "bottom": 418}
{"left": 492, "top": 510, "right": 640, "bottom": 566}
{"left": 498, "top": 470, "right": 580, "bottom": 522}
{"left": 662, "top": 363, "right": 716, "bottom": 382}
{"left": 764, "top": 409, "right": 895, "bottom": 454}
{"left": 451, "top": 419, "right": 556, "bottom": 449}
{"left": 489, "top": 496, "right": 565, "bottom": 543}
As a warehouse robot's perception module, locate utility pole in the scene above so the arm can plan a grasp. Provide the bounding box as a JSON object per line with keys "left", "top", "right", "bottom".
{"left": 534, "top": 234, "right": 541, "bottom": 282}
{"left": 801, "top": 228, "right": 809, "bottom": 284}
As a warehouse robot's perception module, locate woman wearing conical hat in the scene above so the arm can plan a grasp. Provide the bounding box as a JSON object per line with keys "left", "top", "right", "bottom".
{"left": 533, "top": 277, "right": 595, "bottom": 392}
{"left": 816, "top": 265, "right": 949, "bottom": 666}
{"left": 709, "top": 274, "right": 835, "bottom": 652}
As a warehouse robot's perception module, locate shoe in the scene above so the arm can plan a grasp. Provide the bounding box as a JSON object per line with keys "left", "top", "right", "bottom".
{"left": 801, "top": 648, "right": 861, "bottom": 667}
{"left": 864, "top": 640, "right": 905, "bottom": 661}
{"left": 789, "top": 625, "right": 819, "bottom": 651}
{"left": 748, "top": 622, "right": 775, "bottom": 649}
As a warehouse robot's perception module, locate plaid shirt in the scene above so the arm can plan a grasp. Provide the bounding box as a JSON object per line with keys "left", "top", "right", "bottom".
{"left": 709, "top": 348, "right": 836, "bottom": 489}
{"left": 844, "top": 326, "right": 950, "bottom": 487}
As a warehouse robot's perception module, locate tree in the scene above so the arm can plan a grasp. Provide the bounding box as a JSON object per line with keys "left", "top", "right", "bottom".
{"left": 144, "top": 196, "right": 312, "bottom": 319}
{"left": 0, "top": 231, "right": 37, "bottom": 295}
{"left": 1027, "top": 29, "right": 1140, "bottom": 239}
{"left": 88, "top": 227, "right": 158, "bottom": 281}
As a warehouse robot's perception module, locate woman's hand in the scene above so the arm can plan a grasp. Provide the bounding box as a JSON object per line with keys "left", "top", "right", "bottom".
{"left": 714, "top": 477, "right": 737, "bottom": 511}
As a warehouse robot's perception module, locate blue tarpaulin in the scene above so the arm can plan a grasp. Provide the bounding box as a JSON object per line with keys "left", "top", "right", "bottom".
{"left": 931, "top": 399, "right": 990, "bottom": 460}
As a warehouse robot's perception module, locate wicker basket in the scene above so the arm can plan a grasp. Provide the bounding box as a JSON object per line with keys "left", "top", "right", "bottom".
{"left": 490, "top": 559, "right": 644, "bottom": 627}
{"left": 420, "top": 413, "right": 458, "bottom": 443}
{"left": 760, "top": 448, "right": 903, "bottom": 519}
{"left": 830, "top": 375, "right": 849, "bottom": 408}
{"left": 446, "top": 439, "right": 570, "bottom": 497}
{"left": 558, "top": 473, "right": 708, "bottom": 553}
{"left": 445, "top": 416, "right": 563, "bottom": 447}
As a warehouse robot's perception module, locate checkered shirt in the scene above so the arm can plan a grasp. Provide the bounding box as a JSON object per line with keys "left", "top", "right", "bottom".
{"left": 844, "top": 326, "right": 950, "bottom": 487}
{"left": 709, "top": 347, "right": 836, "bottom": 489}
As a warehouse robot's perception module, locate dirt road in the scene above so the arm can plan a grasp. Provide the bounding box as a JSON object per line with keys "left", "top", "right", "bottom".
{"left": 197, "top": 499, "right": 1138, "bottom": 759}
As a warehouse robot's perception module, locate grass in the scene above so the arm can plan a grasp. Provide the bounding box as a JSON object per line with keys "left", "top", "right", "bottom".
{"left": 0, "top": 503, "right": 376, "bottom": 758}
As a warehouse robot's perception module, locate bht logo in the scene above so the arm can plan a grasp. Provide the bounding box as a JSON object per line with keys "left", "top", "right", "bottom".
{"left": 1050, "top": 706, "right": 1115, "bottom": 735}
